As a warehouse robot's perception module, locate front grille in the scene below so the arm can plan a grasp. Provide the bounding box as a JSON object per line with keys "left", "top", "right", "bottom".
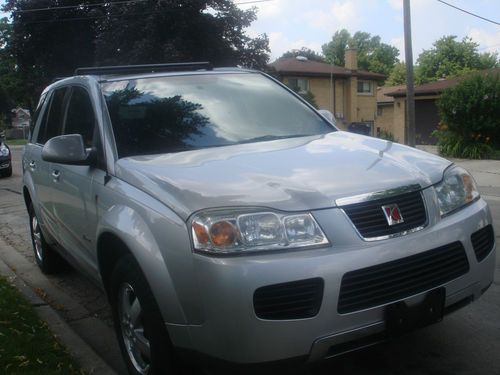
{"left": 342, "top": 190, "right": 427, "bottom": 239}
{"left": 254, "top": 278, "right": 324, "bottom": 320}
{"left": 471, "top": 225, "right": 495, "bottom": 262}
{"left": 338, "top": 242, "right": 469, "bottom": 314}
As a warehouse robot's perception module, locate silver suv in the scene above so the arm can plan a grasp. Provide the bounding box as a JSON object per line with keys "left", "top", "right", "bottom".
{"left": 23, "top": 63, "right": 495, "bottom": 375}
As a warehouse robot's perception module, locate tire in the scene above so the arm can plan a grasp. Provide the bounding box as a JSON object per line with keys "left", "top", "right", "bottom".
{"left": 28, "top": 203, "right": 63, "bottom": 274}
{"left": 110, "top": 255, "right": 186, "bottom": 375}
{"left": 4, "top": 165, "right": 12, "bottom": 177}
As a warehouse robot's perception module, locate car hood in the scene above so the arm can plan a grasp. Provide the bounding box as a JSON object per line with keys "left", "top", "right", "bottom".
{"left": 115, "top": 131, "right": 451, "bottom": 220}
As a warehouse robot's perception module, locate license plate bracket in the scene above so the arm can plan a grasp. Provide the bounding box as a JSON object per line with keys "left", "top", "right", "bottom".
{"left": 385, "top": 287, "right": 445, "bottom": 335}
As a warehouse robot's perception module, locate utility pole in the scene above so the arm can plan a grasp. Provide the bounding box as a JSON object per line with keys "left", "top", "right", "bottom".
{"left": 404, "top": 0, "right": 416, "bottom": 147}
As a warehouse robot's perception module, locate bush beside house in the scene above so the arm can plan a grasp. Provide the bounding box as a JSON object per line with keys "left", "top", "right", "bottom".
{"left": 434, "top": 72, "right": 499, "bottom": 159}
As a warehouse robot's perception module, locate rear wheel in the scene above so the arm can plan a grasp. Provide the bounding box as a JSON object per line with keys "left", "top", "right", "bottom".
{"left": 28, "top": 203, "right": 63, "bottom": 274}
{"left": 110, "top": 255, "right": 185, "bottom": 375}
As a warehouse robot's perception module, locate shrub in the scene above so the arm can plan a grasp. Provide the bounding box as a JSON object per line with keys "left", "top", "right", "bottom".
{"left": 437, "top": 72, "right": 500, "bottom": 148}
{"left": 432, "top": 129, "right": 494, "bottom": 159}
{"left": 377, "top": 129, "right": 396, "bottom": 142}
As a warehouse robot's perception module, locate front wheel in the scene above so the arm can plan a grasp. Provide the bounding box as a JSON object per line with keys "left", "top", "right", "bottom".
{"left": 110, "top": 255, "right": 185, "bottom": 375}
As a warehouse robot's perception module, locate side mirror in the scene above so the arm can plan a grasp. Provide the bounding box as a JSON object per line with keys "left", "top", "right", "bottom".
{"left": 42, "top": 134, "right": 93, "bottom": 165}
{"left": 318, "top": 109, "right": 335, "bottom": 124}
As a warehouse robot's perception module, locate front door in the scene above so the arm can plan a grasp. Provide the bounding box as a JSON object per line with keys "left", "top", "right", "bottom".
{"left": 50, "top": 85, "right": 105, "bottom": 278}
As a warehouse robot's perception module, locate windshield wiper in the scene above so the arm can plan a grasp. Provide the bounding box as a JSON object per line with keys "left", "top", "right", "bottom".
{"left": 239, "top": 134, "right": 309, "bottom": 144}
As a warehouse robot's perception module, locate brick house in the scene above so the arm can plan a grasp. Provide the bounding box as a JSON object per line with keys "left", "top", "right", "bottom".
{"left": 376, "top": 68, "right": 500, "bottom": 145}
{"left": 270, "top": 49, "right": 385, "bottom": 133}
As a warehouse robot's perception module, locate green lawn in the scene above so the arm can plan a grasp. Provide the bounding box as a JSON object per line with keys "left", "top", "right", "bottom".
{"left": 5, "top": 139, "right": 28, "bottom": 146}
{"left": 0, "top": 276, "right": 84, "bottom": 374}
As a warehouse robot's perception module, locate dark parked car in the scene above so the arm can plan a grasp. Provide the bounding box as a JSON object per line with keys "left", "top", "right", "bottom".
{"left": 348, "top": 122, "right": 372, "bottom": 136}
{"left": 0, "top": 141, "right": 12, "bottom": 177}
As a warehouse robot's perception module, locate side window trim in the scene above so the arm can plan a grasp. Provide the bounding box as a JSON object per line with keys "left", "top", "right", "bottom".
{"left": 31, "top": 91, "right": 52, "bottom": 144}
{"left": 61, "top": 85, "right": 97, "bottom": 138}
{"left": 62, "top": 84, "right": 107, "bottom": 171}
{"left": 35, "top": 86, "right": 71, "bottom": 146}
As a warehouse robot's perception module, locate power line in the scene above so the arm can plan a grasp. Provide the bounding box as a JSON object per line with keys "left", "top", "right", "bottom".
{"left": 20, "top": 9, "right": 175, "bottom": 24}
{"left": 12, "top": 0, "right": 148, "bottom": 13}
{"left": 17, "top": 1, "right": 275, "bottom": 25}
{"left": 234, "top": 0, "right": 273, "bottom": 5}
{"left": 12, "top": 0, "right": 274, "bottom": 14}
{"left": 436, "top": 0, "right": 499, "bottom": 26}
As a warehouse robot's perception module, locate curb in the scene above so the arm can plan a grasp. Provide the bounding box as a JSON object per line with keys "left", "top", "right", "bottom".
{"left": 0, "top": 237, "right": 118, "bottom": 375}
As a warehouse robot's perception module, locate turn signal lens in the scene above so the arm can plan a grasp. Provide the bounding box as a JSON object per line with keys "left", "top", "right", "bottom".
{"left": 210, "top": 221, "right": 238, "bottom": 247}
{"left": 192, "top": 222, "right": 209, "bottom": 246}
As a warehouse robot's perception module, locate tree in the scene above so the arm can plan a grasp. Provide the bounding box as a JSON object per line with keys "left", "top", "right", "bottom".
{"left": 93, "top": 0, "right": 269, "bottom": 69}
{"left": 0, "top": 17, "right": 30, "bottom": 108}
{"left": 322, "top": 29, "right": 350, "bottom": 66}
{"left": 415, "top": 35, "right": 499, "bottom": 84}
{"left": 322, "top": 29, "right": 399, "bottom": 78}
{"left": 386, "top": 62, "right": 407, "bottom": 86}
{"left": 279, "top": 47, "right": 325, "bottom": 62}
{"left": 1, "top": 0, "right": 270, "bottom": 107}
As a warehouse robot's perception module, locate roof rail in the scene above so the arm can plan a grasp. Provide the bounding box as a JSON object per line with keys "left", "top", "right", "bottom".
{"left": 52, "top": 77, "right": 68, "bottom": 83}
{"left": 74, "top": 62, "right": 213, "bottom": 76}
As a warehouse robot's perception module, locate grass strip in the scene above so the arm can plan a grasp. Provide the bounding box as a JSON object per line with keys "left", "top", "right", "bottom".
{"left": 0, "top": 276, "right": 84, "bottom": 374}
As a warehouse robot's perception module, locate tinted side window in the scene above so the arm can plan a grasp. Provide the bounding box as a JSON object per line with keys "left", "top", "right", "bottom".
{"left": 29, "top": 92, "right": 47, "bottom": 141}
{"left": 64, "top": 87, "right": 95, "bottom": 147}
{"left": 37, "top": 87, "right": 67, "bottom": 144}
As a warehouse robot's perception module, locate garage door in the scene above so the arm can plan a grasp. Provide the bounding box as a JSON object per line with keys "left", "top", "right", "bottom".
{"left": 415, "top": 99, "right": 440, "bottom": 145}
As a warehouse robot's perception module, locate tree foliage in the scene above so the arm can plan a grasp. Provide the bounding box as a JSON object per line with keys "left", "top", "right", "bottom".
{"left": 321, "top": 29, "right": 350, "bottom": 67}
{"left": 93, "top": 0, "right": 269, "bottom": 68}
{"left": 433, "top": 72, "right": 500, "bottom": 158}
{"left": 322, "top": 29, "right": 399, "bottom": 78}
{"left": 0, "top": 17, "right": 20, "bottom": 112}
{"left": 416, "top": 35, "right": 499, "bottom": 84}
{"left": 386, "top": 61, "right": 407, "bottom": 86}
{"left": 279, "top": 47, "right": 325, "bottom": 62}
{"left": 1, "top": 0, "right": 270, "bottom": 108}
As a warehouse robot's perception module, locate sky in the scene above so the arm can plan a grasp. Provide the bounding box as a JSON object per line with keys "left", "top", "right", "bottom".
{"left": 236, "top": 0, "right": 500, "bottom": 62}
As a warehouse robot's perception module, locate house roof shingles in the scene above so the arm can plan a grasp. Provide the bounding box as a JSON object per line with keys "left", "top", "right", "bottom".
{"left": 270, "top": 58, "right": 386, "bottom": 80}
{"left": 386, "top": 68, "right": 500, "bottom": 97}
{"left": 377, "top": 85, "right": 405, "bottom": 104}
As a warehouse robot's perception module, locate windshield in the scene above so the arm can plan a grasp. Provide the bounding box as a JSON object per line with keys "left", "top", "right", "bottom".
{"left": 101, "top": 73, "right": 335, "bottom": 158}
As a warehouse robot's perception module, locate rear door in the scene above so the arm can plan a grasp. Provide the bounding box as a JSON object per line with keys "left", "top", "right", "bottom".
{"left": 50, "top": 85, "right": 106, "bottom": 276}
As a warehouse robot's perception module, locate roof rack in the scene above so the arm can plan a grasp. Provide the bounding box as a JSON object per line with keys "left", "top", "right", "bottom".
{"left": 52, "top": 77, "right": 68, "bottom": 83}
{"left": 74, "top": 62, "right": 213, "bottom": 76}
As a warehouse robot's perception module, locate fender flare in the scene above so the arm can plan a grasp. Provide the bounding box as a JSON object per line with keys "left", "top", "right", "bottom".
{"left": 97, "top": 204, "right": 188, "bottom": 325}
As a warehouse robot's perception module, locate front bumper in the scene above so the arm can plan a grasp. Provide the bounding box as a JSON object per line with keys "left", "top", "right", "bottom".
{"left": 167, "top": 190, "right": 495, "bottom": 364}
{"left": 0, "top": 156, "right": 11, "bottom": 170}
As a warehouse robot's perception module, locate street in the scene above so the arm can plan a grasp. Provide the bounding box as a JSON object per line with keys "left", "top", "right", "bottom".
{"left": 1, "top": 145, "right": 499, "bottom": 375}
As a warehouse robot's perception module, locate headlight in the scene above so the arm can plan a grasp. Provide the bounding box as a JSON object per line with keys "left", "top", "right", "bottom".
{"left": 435, "top": 166, "right": 479, "bottom": 217}
{"left": 0, "top": 145, "right": 9, "bottom": 157}
{"left": 191, "top": 209, "right": 329, "bottom": 254}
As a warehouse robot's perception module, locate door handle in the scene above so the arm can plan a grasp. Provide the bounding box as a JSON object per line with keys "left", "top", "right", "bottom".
{"left": 29, "top": 160, "right": 36, "bottom": 170}
{"left": 51, "top": 170, "right": 60, "bottom": 181}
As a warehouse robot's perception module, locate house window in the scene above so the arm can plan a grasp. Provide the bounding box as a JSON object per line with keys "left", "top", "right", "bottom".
{"left": 357, "top": 80, "right": 373, "bottom": 95}
{"left": 287, "top": 78, "right": 309, "bottom": 94}
{"left": 377, "top": 106, "right": 383, "bottom": 116}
